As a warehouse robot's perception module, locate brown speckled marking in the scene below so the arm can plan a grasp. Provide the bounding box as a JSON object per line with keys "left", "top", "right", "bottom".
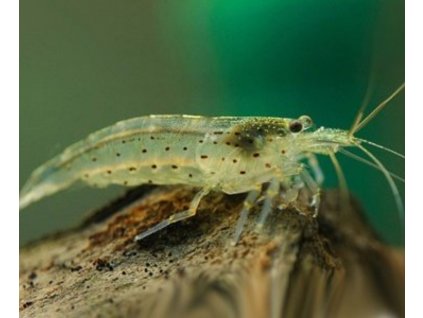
{"left": 222, "top": 118, "right": 288, "bottom": 152}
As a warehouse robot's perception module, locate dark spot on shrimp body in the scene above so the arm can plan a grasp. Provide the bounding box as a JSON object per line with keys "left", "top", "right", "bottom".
{"left": 223, "top": 118, "right": 288, "bottom": 152}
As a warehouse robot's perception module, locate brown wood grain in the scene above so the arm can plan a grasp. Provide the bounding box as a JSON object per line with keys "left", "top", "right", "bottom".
{"left": 19, "top": 186, "right": 404, "bottom": 318}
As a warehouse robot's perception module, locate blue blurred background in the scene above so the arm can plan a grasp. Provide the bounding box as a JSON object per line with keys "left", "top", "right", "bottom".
{"left": 20, "top": 0, "right": 404, "bottom": 245}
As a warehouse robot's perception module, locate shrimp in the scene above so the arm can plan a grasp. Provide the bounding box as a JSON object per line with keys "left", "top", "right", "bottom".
{"left": 19, "top": 84, "right": 405, "bottom": 244}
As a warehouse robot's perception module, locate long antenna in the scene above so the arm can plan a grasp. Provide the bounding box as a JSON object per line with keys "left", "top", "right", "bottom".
{"left": 355, "top": 138, "right": 405, "bottom": 159}
{"left": 356, "top": 143, "right": 404, "bottom": 223}
{"left": 339, "top": 149, "right": 404, "bottom": 183}
{"left": 353, "top": 83, "right": 405, "bottom": 134}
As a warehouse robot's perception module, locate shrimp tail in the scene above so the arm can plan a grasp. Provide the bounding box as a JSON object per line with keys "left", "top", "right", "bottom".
{"left": 19, "top": 158, "right": 78, "bottom": 210}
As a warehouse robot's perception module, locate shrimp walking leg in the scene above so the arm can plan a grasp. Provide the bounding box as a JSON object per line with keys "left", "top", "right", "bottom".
{"left": 300, "top": 169, "right": 321, "bottom": 217}
{"left": 134, "top": 188, "right": 210, "bottom": 242}
{"left": 277, "top": 178, "right": 301, "bottom": 210}
{"left": 231, "top": 186, "right": 261, "bottom": 246}
{"left": 256, "top": 178, "right": 280, "bottom": 230}
{"left": 307, "top": 154, "right": 324, "bottom": 185}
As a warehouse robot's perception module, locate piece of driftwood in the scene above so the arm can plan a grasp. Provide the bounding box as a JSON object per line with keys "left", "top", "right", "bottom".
{"left": 19, "top": 186, "right": 404, "bottom": 318}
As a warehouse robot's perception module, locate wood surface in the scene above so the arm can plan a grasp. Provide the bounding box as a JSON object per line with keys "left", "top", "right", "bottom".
{"left": 19, "top": 186, "right": 404, "bottom": 318}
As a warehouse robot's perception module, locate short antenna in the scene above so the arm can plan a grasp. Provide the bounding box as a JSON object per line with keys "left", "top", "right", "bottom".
{"left": 349, "top": 70, "right": 376, "bottom": 137}
{"left": 352, "top": 83, "right": 405, "bottom": 135}
{"left": 329, "top": 152, "right": 350, "bottom": 212}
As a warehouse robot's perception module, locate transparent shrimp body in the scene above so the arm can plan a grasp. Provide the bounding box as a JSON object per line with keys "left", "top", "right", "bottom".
{"left": 19, "top": 114, "right": 348, "bottom": 243}
{"left": 20, "top": 115, "right": 318, "bottom": 209}
{"left": 20, "top": 85, "right": 405, "bottom": 244}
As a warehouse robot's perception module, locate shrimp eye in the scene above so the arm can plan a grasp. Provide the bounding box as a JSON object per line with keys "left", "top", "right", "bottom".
{"left": 289, "top": 120, "right": 303, "bottom": 133}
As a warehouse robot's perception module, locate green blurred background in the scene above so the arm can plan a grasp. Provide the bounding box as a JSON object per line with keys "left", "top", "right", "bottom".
{"left": 20, "top": 0, "right": 404, "bottom": 245}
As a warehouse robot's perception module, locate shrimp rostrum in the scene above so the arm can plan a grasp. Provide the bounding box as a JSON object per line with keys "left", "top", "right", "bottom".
{"left": 20, "top": 84, "right": 405, "bottom": 244}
